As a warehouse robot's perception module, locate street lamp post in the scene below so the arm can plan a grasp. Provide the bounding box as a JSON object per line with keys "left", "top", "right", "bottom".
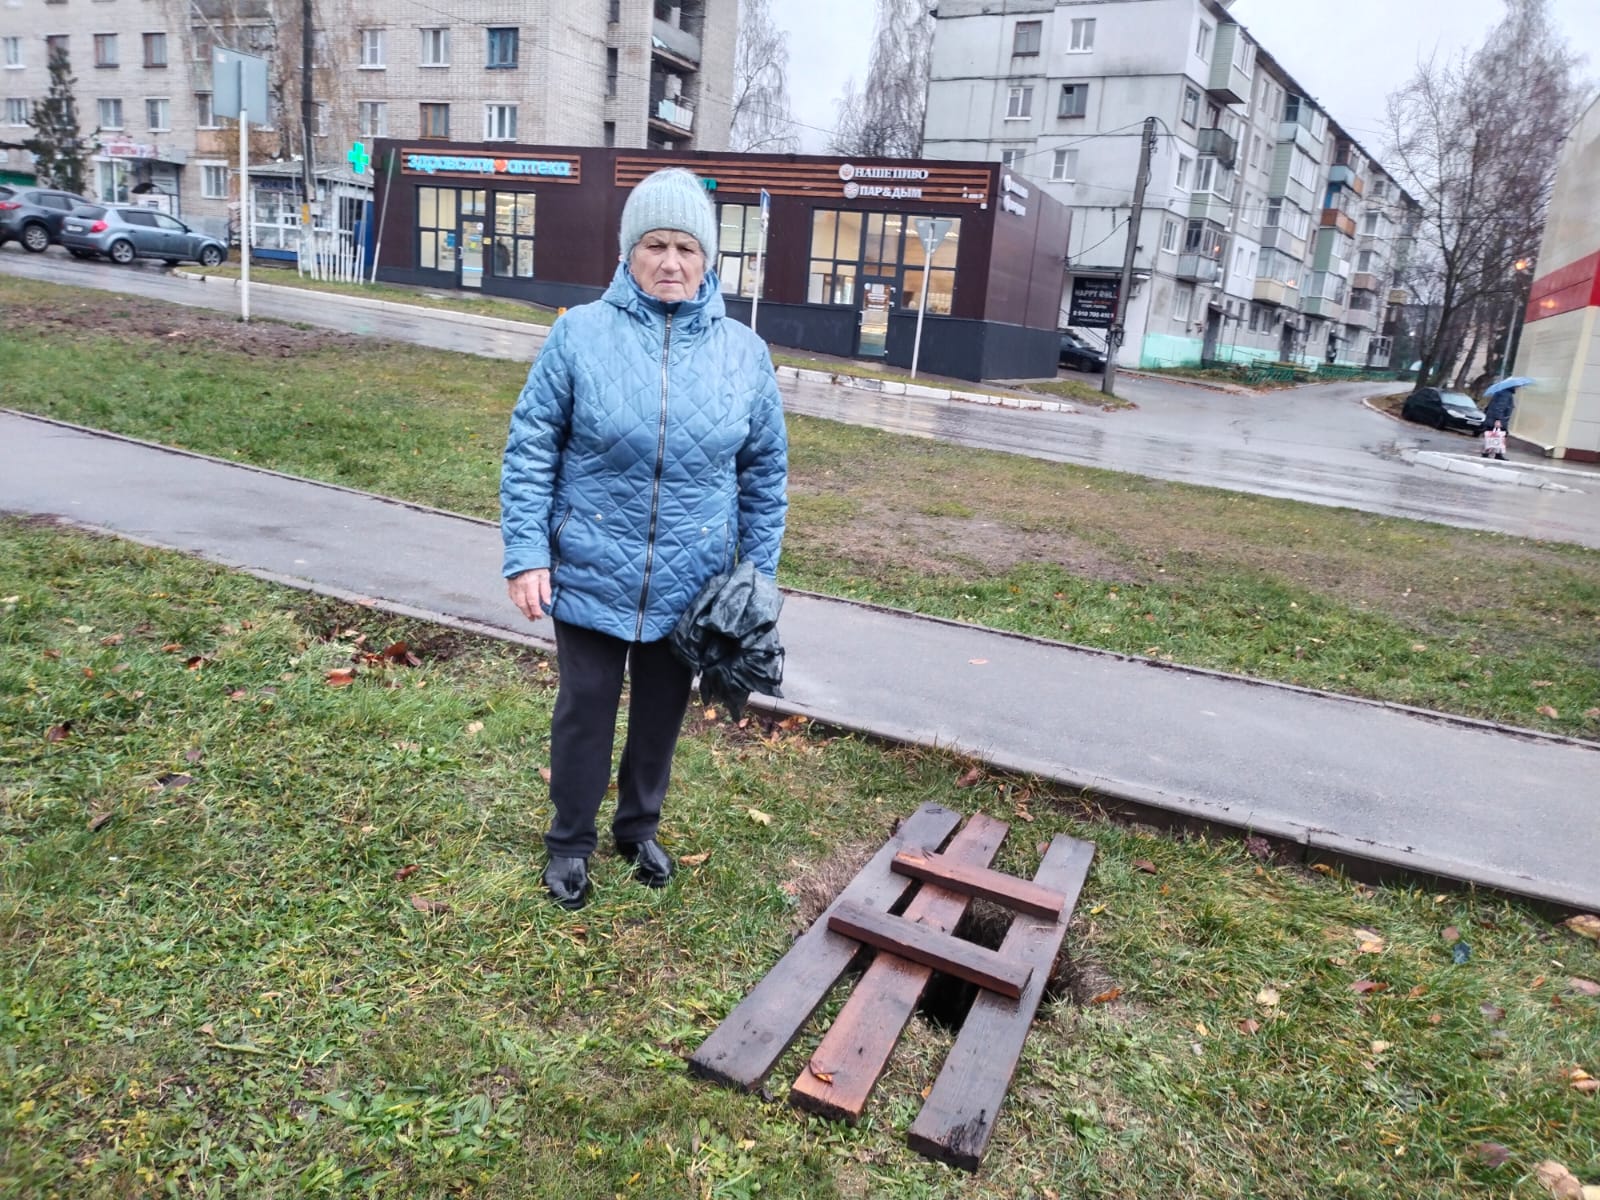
{"left": 1499, "top": 257, "right": 1531, "bottom": 377}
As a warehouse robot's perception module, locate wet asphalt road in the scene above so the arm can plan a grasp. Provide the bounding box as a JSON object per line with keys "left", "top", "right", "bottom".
{"left": 6, "top": 245, "right": 1599, "bottom": 549}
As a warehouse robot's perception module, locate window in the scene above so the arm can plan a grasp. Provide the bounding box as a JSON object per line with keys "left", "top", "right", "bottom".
{"left": 1181, "top": 86, "right": 1199, "bottom": 126}
{"left": 603, "top": 120, "right": 616, "bottom": 147}
{"left": 606, "top": 47, "right": 619, "bottom": 96}
{"left": 1173, "top": 284, "right": 1194, "bottom": 323}
{"left": 484, "top": 103, "right": 516, "bottom": 140}
{"left": 1058, "top": 83, "right": 1087, "bottom": 118}
{"left": 486, "top": 26, "right": 518, "bottom": 68}
{"left": 145, "top": 97, "right": 169, "bottom": 130}
{"left": 1357, "top": 249, "right": 1375, "bottom": 272}
{"left": 803, "top": 209, "right": 959, "bottom": 314}
{"left": 1012, "top": 20, "right": 1041, "bottom": 56}
{"left": 4, "top": 97, "right": 26, "bottom": 125}
{"left": 716, "top": 202, "right": 763, "bottom": 297}
{"left": 359, "top": 28, "right": 385, "bottom": 68}
{"left": 1068, "top": 18, "right": 1095, "bottom": 52}
{"left": 1000, "top": 148, "right": 1023, "bottom": 169}
{"left": 1362, "top": 211, "right": 1379, "bottom": 235}
{"left": 901, "top": 211, "right": 960, "bottom": 314}
{"left": 1370, "top": 178, "right": 1387, "bottom": 200}
{"left": 1160, "top": 217, "right": 1179, "bottom": 252}
{"left": 1006, "top": 85, "right": 1032, "bottom": 119}
{"left": 1184, "top": 218, "right": 1224, "bottom": 258}
{"left": 808, "top": 210, "right": 861, "bottom": 305}
{"left": 142, "top": 31, "right": 167, "bottom": 67}
{"left": 1195, "top": 21, "right": 1213, "bottom": 62}
{"left": 1175, "top": 154, "right": 1192, "bottom": 190}
{"left": 1194, "top": 156, "right": 1231, "bottom": 197}
{"left": 46, "top": 35, "right": 69, "bottom": 61}
{"left": 1248, "top": 133, "right": 1261, "bottom": 169}
{"left": 419, "top": 102, "right": 449, "bottom": 139}
{"left": 1050, "top": 148, "right": 1078, "bottom": 182}
{"left": 200, "top": 163, "right": 228, "bottom": 199}
{"left": 357, "top": 100, "right": 387, "bottom": 136}
{"left": 98, "top": 97, "right": 122, "bottom": 128}
{"left": 314, "top": 100, "right": 329, "bottom": 137}
{"left": 3, "top": 37, "right": 20, "bottom": 68}
{"left": 416, "top": 187, "right": 484, "bottom": 272}
{"left": 195, "top": 90, "right": 216, "bottom": 128}
{"left": 609, "top": 0, "right": 621, "bottom": 21}
{"left": 94, "top": 32, "right": 117, "bottom": 67}
{"left": 420, "top": 27, "right": 449, "bottom": 67}
{"left": 1288, "top": 150, "right": 1316, "bottom": 191}
{"left": 493, "top": 191, "right": 535, "bottom": 278}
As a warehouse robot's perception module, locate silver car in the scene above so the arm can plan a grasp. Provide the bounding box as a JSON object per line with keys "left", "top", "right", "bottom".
{"left": 59, "top": 205, "right": 228, "bottom": 267}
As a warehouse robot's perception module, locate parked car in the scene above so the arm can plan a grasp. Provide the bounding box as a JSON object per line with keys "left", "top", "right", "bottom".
{"left": 58, "top": 205, "right": 227, "bottom": 267}
{"left": 1400, "top": 387, "right": 1487, "bottom": 434}
{"left": 1059, "top": 330, "right": 1108, "bottom": 373}
{"left": 0, "top": 185, "right": 92, "bottom": 253}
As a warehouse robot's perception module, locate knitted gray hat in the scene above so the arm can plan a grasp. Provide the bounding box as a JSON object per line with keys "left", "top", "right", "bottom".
{"left": 619, "top": 167, "right": 718, "bottom": 262}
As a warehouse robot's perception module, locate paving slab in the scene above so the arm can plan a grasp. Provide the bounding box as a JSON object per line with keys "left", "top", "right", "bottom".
{"left": 3, "top": 409, "right": 1596, "bottom": 911}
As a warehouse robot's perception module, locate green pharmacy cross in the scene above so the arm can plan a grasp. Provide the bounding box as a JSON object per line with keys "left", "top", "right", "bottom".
{"left": 348, "top": 142, "right": 370, "bottom": 175}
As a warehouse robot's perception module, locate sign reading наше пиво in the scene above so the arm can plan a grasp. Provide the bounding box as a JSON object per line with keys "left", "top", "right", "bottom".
{"left": 399, "top": 151, "right": 583, "bottom": 183}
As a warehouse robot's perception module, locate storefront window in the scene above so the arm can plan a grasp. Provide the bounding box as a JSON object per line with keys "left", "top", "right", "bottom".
{"left": 416, "top": 187, "right": 485, "bottom": 272}
{"left": 806, "top": 208, "right": 959, "bottom": 314}
{"left": 715, "top": 203, "right": 762, "bottom": 297}
{"left": 493, "top": 192, "right": 535, "bottom": 278}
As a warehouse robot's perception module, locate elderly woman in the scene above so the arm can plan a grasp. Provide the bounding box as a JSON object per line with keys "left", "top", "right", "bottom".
{"left": 501, "top": 168, "right": 789, "bottom": 910}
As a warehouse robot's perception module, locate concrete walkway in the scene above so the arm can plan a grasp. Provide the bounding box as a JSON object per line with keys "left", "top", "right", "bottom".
{"left": 3, "top": 409, "right": 1596, "bottom": 912}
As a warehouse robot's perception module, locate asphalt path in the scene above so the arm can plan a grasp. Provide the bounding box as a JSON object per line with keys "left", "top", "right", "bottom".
{"left": 6, "top": 245, "right": 1600, "bottom": 549}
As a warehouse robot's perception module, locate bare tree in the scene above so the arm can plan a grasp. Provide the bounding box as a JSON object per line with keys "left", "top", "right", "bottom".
{"left": 730, "top": 0, "right": 799, "bottom": 152}
{"left": 829, "top": 0, "right": 933, "bottom": 157}
{"left": 1383, "top": 0, "right": 1587, "bottom": 387}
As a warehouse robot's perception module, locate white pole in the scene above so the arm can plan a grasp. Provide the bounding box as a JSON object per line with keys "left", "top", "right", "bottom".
{"left": 910, "top": 264, "right": 932, "bottom": 379}
{"left": 750, "top": 211, "right": 767, "bottom": 335}
{"left": 239, "top": 103, "right": 251, "bottom": 322}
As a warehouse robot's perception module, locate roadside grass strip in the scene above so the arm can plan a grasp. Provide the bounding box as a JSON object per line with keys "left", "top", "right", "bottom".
{"left": 3, "top": 522, "right": 1599, "bottom": 1198}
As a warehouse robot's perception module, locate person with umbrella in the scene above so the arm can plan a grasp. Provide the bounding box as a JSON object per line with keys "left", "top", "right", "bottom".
{"left": 1480, "top": 376, "right": 1533, "bottom": 456}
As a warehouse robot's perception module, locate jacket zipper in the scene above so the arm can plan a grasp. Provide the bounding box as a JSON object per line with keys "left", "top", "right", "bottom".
{"left": 635, "top": 311, "right": 672, "bottom": 641}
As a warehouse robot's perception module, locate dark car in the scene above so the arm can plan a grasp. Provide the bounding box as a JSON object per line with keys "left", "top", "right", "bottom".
{"left": 58, "top": 205, "right": 227, "bottom": 267}
{"left": 1400, "top": 387, "right": 1487, "bottom": 434}
{"left": 1059, "top": 330, "right": 1108, "bottom": 373}
{"left": 0, "top": 185, "right": 92, "bottom": 253}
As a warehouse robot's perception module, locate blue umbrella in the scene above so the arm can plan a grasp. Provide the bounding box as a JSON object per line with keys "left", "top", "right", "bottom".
{"left": 1484, "top": 376, "right": 1535, "bottom": 396}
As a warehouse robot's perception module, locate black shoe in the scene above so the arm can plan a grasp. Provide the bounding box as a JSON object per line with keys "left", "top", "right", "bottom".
{"left": 616, "top": 838, "right": 674, "bottom": 888}
{"left": 542, "top": 856, "right": 589, "bottom": 910}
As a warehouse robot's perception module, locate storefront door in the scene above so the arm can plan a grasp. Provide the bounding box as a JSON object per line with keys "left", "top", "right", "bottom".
{"left": 857, "top": 277, "right": 894, "bottom": 358}
{"left": 460, "top": 217, "right": 485, "bottom": 289}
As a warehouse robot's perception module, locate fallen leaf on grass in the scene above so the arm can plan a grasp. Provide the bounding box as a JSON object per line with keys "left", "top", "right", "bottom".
{"left": 409, "top": 894, "right": 449, "bottom": 914}
{"left": 1370, "top": 1040, "right": 1392, "bottom": 1054}
{"left": 1244, "top": 835, "right": 1271, "bottom": 860}
{"left": 1350, "top": 980, "right": 1387, "bottom": 995}
{"left": 183, "top": 749, "right": 203, "bottom": 764}
{"left": 153, "top": 773, "right": 192, "bottom": 790}
{"left": 1354, "top": 927, "right": 1387, "bottom": 953}
{"left": 1537, "top": 705, "right": 1560, "bottom": 719}
{"left": 1567, "top": 978, "right": 1600, "bottom": 997}
{"left": 197, "top": 1023, "right": 215, "bottom": 1037}
{"left": 1532, "top": 680, "right": 1555, "bottom": 688}
{"left": 702, "top": 707, "right": 719, "bottom": 721}
{"left": 1585, "top": 708, "right": 1600, "bottom": 720}
{"left": 1568, "top": 1068, "right": 1598, "bottom": 1095}
{"left": 1564, "top": 914, "right": 1600, "bottom": 940}
{"left": 45, "top": 723, "right": 71, "bottom": 743}
{"left": 1256, "top": 986, "right": 1280, "bottom": 1007}
{"left": 538, "top": 766, "right": 553, "bottom": 783}
{"left": 325, "top": 668, "right": 356, "bottom": 687}
{"left": 100, "top": 634, "right": 123, "bottom": 646}
{"left": 1480, "top": 1003, "right": 1506, "bottom": 1023}
{"left": 1089, "top": 987, "right": 1122, "bottom": 1005}
{"left": 679, "top": 852, "right": 711, "bottom": 867}
{"left": 87, "top": 810, "right": 114, "bottom": 832}
{"left": 955, "top": 766, "right": 983, "bottom": 788}
{"left": 1535, "top": 1160, "right": 1584, "bottom": 1199}
{"left": 1466, "top": 1142, "right": 1511, "bottom": 1168}
{"left": 1310, "top": 863, "right": 1335, "bottom": 875}
{"left": 1132, "top": 859, "right": 1158, "bottom": 874}
{"left": 161, "top": 643, "right": 182, "bottom": 653}
{"left": 394, "top": 864, "right": 420, "bottom": 881}
{"left": 746, "top": 808, "right": 772, "bottom": 826}
{"left": 380, "top": 640, "right": 422, "bottom": 667}
{"left": 1443, "top": 926, "right": 1461, "bottom": 943}
{"left": 1237, "top": 1018, "right": 1260, "bottom": 1035}
{"left": 185, "top": 655, "right": 208, "bottom": 670}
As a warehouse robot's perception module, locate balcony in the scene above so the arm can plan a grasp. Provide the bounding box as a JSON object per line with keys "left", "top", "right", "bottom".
{"left": 1188, "top": 189, "right": 1231, "bottom": 227}
{"left": 1208, "top": 23, "right": 1252, "bottom": 104}
{"left": 1387, "top": 287, "right": 1410, "bottom": 305}
{"left": 1321, "top": 208, "right": 1357, "bottom": 237}
{"left": 1351, "top": 271, "right": 1379, "bottom": 292}
{"left": 1259, "top": 224, "right": 1307, "bottom": 258}
{"left": 651, "top": 15, "right": 701, "bottom": 68}
{"left": 651, "top": 97, "right": 695, "bottom": 133}
{"left": 1177, "top": 252, "right": 1222, "bottom": 284}
{"left": 1329, "top": 163, "right": 1365, "bottom": 195}
{"left": 1197, "top": 126, "right": 1237, "bottom": 168}
{"left": 1302, "top": 294, "right": 1344, "bottom": 320}
{"left": 1343, "top": 304, "right": 1377, "bottom": 332}
{"left": 1254, "top": 277, "right": 1298, "bottom": 306}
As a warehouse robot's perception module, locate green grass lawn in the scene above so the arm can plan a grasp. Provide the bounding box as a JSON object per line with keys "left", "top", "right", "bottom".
{"left": 4, "top": 521, "right": 1597, "bottom": 1199}
{"left": 3, "top": 276, "right": 1596, "bottom": 738}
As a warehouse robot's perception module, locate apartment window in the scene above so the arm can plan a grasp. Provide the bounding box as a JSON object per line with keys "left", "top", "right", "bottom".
{"left": 484, "top": 103, "right": 517, "bottom": 140}
{"left": 1173, "top": 284, "right": 1194, "bottom": 323}
{"left": 94, "top": 32, "right": 118, "bottom": 67}
{"left": 145, "top": 97, "right": 169, "bottom": 130}
{"left": 1058, "top": 83, "right": 1088, "bottom": 118}
{"left": 420, "top": 28, "right": 449, "bottom": 67}
{"left": 1006, "top": 85, "right": 1033, "bottom": 119}
{"left": 357, "top": 100, "right": 387, "bottom": 136}
{"left": 1050, "top": 147, "right": 1078, "bottom": 182}
{"left": 359, "top": 28, "right": 385, "bottom": 68}
{"left": 486, "top": 27, "right": 518, "bottom": 68}
{"left": 1234, "top": 244, "right": 1248, "bottom": 275}
{"left": 1288, "top": 150, "right": 1316, "bottom": 191}
{"left": 1248, "top": 133, "right": 1261, "bottom": 169}
{"left": 1362, "top": 211, "right": 1379, "bottom": 235}
{"left": 609, "top": 0, "right": 621, "bottom": 21}
{"left": 3, "top": 37, "right": 20, "bottom": 69}
{"left": 1181, "top": 86, "right": 1199, "bottom": 126}
{"left": 1195, "top": 21, "right": 1213, "bottom": 62}
{"left": 1184, "top": 218, "right": 1223, "bottom": 257}
{"left": 190, "top": 25, "right": 214, "bottom": 63}
{"left": 200, "top": 162, "right": 229, "bottom": 199}
{"left": 1068, "top": 18, "right": 1095, "bottom": 52}
{"left": 46, "top": 35, "right": 69, "bottom": 61}
{"left": 1000, "top": 148, "right": 1023, "bottom": 169}
{"left": 1233, "top": 35, "right": 1255, "bottom": 75}
{"left": 716, "top": 203, "right": 762, "bottom": 297}
{"left": 606, "top": 47, "right": 619, "bottom": 96}
{"left": 1160, "top": 217, "right": 1179, "bottom": 253}
{"left": 1194, "top": 156, "right": 1230, "bottom": 196}
{"left": 314, "top": 100, "right": 329, "bottom": 137}
{"left": 493, "top": 191, "right": 536, "bottom": 278}
{"left": 98, "top": 97, "right": 122, "bottom": 128}
{"left": 1175, "top": 154, "right": 1192, "bottom": 190}
{"left": 1357, "top": 249, "right": 1375, "bottom": 272}
{"left": 1370, "top": 178, "right": 1387, "bottom": 200}
{"left": 142, "top": 31, "right": 167, "bottom": 67}
{"left": 195, "top": 90, "right": 216, "bottom": 128}
{"left": 1012, "top": 20, "right": 1041, "bottom": 56}
{"left": 4, "top": 97, "right": 27, "bottom": 125}
{"left": 419, "top": 102, "right": 449, "bottom": 139}
{"left": 603, "top": 120, "right": 616, "bottom": 147}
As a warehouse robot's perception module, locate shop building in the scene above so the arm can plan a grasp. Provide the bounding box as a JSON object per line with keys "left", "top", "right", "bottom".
{"left": 370, "top": 141, "right": 1071, "bottom": 381}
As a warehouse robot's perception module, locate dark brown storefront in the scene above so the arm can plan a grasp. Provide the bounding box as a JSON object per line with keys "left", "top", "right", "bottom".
{"left": 371, "top": 140, "right": 1071, "bottom": 380}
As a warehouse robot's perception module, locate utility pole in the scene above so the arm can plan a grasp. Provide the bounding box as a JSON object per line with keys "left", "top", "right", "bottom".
{"left": 300, "top": 0, "right": 316, "bottom": 263}
{"left": 1102, "top": 116, "right": 1158, "bottom": 398}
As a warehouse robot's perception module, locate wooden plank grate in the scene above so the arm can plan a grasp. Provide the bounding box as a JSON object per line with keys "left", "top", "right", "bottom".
{"left": 689, "top": 808, "right": 1095, "bottom": 1171}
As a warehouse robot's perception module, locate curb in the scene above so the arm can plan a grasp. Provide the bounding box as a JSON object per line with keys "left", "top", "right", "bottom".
{"left": 772, "top": 364, "right": 1074, "bottom": 414}
{"left": 1363, "top": 398, "right": 1589, "bottom": 492}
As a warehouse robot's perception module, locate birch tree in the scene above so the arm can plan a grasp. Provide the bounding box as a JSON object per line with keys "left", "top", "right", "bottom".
{"left": 829, "top": 0, "right": 933, "bottom": 157}
{"left": 730, "top": 0, "right": 799, "bottom": 152}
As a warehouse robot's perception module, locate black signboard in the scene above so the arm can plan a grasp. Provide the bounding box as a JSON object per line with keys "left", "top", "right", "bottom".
{"left": 1068, "top": 276, "right": 1119, "bottom": 328}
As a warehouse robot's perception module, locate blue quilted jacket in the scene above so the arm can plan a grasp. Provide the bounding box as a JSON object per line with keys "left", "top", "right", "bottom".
{"left": 500, "top": 263, "right": 789, "bottom": 643}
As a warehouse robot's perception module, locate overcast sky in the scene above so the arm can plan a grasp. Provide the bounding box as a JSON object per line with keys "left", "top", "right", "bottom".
{"left": 769, "top": 0, "right": 1600, "bottom": 156}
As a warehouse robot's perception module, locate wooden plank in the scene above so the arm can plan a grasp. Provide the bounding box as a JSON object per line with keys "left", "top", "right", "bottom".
{"left": 791, "top": 812, "right": 1010, "bottom": 1122}
{"left": 687, "top": 803, "right": 964, "bottom": 1092}
{"left": 907, "top": 834, "right": 1096, "bottom": 1172}
{"left": 891, "top": 849, "right": 1067, "bottom": 921}
{"left": 826, "top": 904, "right": 1033, "bottom": 1000}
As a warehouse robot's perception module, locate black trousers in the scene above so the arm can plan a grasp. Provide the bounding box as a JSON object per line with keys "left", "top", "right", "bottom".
{"left": 545, "top": 619, "right": 694, "bottom": 859}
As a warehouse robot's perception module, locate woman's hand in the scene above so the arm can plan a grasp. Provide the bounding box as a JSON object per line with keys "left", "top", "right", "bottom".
{"left": 507, "top": 569, "right": 552, "bottom": 621}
